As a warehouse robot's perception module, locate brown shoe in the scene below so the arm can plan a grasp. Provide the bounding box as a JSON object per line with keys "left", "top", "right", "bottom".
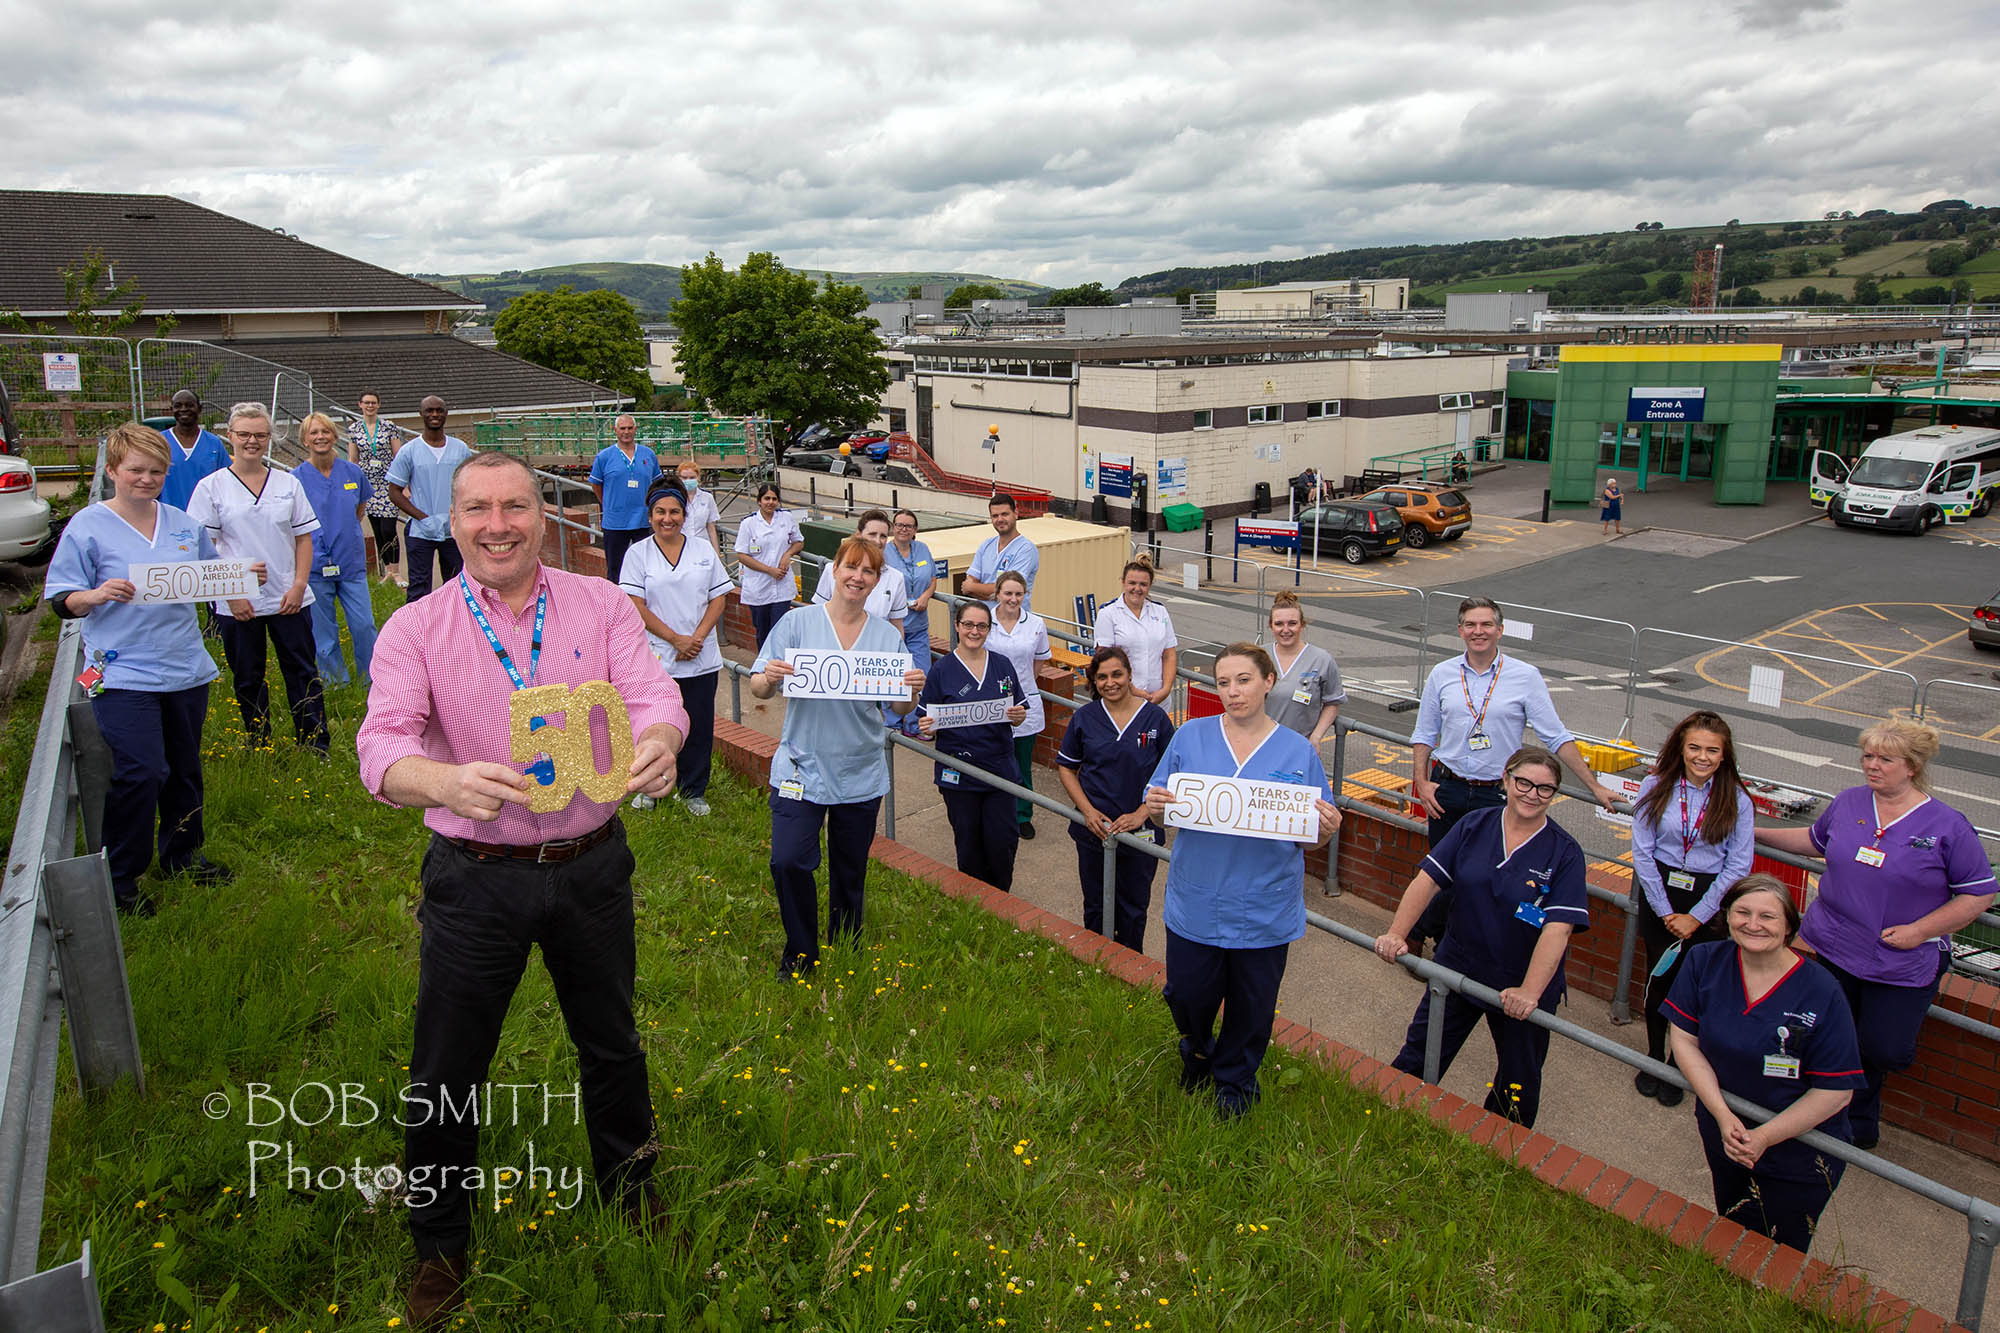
{"left": 407, "top": 1254, "right": 468, "bottom": 1330}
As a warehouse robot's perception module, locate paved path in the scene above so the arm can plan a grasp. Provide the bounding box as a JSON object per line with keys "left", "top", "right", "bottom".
{"left": 695, "top": 647, "right": 1999, "bottom": 1328}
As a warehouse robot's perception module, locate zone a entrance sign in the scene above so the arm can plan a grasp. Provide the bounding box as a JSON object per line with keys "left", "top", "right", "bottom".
{"left": 1627, "top": 386, "right": 1706, "bottom": 422}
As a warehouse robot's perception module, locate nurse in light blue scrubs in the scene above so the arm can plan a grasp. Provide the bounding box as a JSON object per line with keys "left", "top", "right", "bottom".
{"left": 751, "top": 535, "right": 926, "bottom": 978}
{"left": 1145, "top": 642, "right": 1338, "bottom": 1117}
{"left": 45, "top": 423, "right": 260, "bottom": 914}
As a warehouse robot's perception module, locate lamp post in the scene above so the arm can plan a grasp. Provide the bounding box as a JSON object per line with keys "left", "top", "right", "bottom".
{"left": 984, "top": 423, "right": 999, "bottom": 494}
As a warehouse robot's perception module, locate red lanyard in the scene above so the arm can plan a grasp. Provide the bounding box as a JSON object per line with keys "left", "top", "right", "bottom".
{"left": 1460, "top": 656, "right": 1501, "bottom": 733}
{"left": 1677, "top": 780, "right": 1711, "bottom": 861}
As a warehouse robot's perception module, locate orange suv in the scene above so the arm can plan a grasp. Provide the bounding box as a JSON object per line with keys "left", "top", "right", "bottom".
{"left": 1357, "top": 482, "right": 1471, "bottom": 548}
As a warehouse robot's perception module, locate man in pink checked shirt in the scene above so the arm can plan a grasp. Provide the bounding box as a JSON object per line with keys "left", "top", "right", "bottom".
{"left": 357, "top": 452, "right": 686, "bottom": 1330}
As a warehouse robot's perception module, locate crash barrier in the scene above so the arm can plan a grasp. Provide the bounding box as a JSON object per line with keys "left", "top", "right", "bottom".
{"left": 711, "top": 657, "right": 2000, "bottom": 1329}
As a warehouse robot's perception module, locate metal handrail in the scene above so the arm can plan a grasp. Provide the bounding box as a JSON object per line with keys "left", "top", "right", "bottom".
{"left": 711, "top": 654, "right": 1999, "bottom": 1327}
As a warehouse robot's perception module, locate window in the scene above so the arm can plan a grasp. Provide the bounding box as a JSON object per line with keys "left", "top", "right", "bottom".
{"left": 1191, "top": 409, "right": 1213, "bottom": 430}
{"left": 1304, "top": 399, "right": 1341, "bottom": 419}
{"left": 1247, "top": 404, "right": 1282, "bottom": 425}
{"left": 1438, "top": 392, "right": 1474, "bottom": 411}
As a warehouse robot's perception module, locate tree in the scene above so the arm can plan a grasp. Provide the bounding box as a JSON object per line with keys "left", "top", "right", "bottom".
{"left": 670, "top": 251, "right": 889, "bottom": 436}
{"left": 1851, "top": 275, "right": 1882, "bottom": 305}
{"left": 1652, "top": 271, "right": 1687, "bottom": 300}
{"left": 1039, "top": 281, "right": 1117, "bottom": 307}
{"left": 1925, "top": 244, "right": 1966, "bottom": 276}
{"left": 944, "top": 282, "right": 1007, "bottom": 309}
{"left": 494, "top": 286, "right": 650, "bottom": 403}
{"left": 0, "top": 248, "right": 176, "bottom": 339}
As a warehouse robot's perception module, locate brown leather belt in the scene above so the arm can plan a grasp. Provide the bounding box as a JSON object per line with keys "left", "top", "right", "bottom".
{"left": 1431, "top": 761, "right": 1504, "bottom": 789}
{"left": 449, "top": 818, "right": 617, "bottom": 864}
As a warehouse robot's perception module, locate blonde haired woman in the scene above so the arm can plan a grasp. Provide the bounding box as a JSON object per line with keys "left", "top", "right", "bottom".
{"left": 1263, "top": 590, "right": 1343, "bottom": 744}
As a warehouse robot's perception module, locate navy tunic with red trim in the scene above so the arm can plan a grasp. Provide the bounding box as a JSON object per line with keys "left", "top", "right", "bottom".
{"left": 1665, "top": 941, "right": 1866, "bottom": 1182}
{"left": 1426, "top": 806, "right": 1590, "bottom": 1003}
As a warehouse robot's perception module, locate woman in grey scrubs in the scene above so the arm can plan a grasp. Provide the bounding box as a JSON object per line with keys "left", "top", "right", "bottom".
{"left": 1263, "top": 591, "right": 1343, "bottom": 744}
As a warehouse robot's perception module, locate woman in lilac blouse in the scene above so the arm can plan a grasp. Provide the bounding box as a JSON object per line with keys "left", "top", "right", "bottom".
{"left": 1759, "top": 720, "right": 1995, "bottom": 1149}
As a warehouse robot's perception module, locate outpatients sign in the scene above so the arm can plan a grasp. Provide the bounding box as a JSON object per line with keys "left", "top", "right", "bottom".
{"left": 1627, "top": 386, "right": 1707, "bottom": 422}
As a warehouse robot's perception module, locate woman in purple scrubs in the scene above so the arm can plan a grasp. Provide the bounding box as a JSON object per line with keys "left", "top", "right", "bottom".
{"left": 1759, "top": 721, "right": 1995, "bottom": 1149}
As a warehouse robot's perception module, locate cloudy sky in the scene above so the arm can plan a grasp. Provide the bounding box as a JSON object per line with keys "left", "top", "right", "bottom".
{"left": 7, "top": 0, "right": 1997, "bottom": 285}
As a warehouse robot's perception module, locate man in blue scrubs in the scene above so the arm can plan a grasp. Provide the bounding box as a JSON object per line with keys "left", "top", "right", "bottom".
{"left": 386, "top": 395, "right": 473, "bottom": 603}
{"left": 157, "top": 389, "right": 230, "bottom": 512}
{"left": 589, "top": 414, "right": 662, "bottom": 584}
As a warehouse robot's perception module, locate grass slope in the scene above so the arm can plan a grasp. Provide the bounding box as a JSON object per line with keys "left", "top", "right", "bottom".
{"left": 421, "top": 264, "right": 1046, "bottom": 318}
{"left": 30, "top": 590, "right": 1847, "bottom": 1331}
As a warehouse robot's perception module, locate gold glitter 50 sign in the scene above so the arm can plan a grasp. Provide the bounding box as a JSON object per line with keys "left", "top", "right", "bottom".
{"left": 508, "top": 682, "right": 636, "bottom": 813}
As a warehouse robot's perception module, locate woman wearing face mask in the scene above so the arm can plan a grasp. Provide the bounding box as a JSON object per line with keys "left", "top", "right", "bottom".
{"left": 1058, "top": 645, "right": 1175, "bottom": 952}
{"left": 1263, "top": 591, "right": 1343, "bottom": 745}
{"left": 1666, "top": 875, "right": 1865, "bottom": 1253}
{"left": 1376, "top": 746, "right": 1589, "bottom": 1128}
{"left": 674, "top": 458, "right": 721, "bottom": 554}
{"left": 186, "top": 403, "right": 328, "bottom": 756}
{"left": 732, "top": 484, "right": 804, "bottom": 649}
{"left": 1144, "top": 643, "right": 1338, "bottom": 1117}
{"left": 620, "top": 482, "right": 730, "bottom": 816}
{"left": 987, "top": 569, "right": 1051, "bottom": 841}
{"left": 44, "top": 424, "right": 262, "bottom": 914}
{"left": 1628, "top": 710, "right": 1756, "bottom": 1106}
{"left": 916, "top": 600, "right": 1028, "bottom": 891}
{"left": 1090, "top": 557, "right": 1178, "bottom": 706}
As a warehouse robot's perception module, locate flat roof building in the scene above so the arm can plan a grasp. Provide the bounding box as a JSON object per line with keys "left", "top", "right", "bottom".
{"left": 1213, "top": 278, "right": 1410, "bottom": 319}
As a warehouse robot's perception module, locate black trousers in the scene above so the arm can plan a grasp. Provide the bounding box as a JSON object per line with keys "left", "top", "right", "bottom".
{"left": 217, "top": 611, "right": 328, "bottom": 754}
{"left": 1163, "top": 929, "right": 1289, "bottom": 1115}
{"left": 404, "top": 534, "right": 462, "bottom": 603}
{"left": 1411, "top": 770, "right": 1506, "bottom": 948}
{"left": 1816, "top": 952, "right": 1946, "bottom": 1144}
{"left": 1639, "top": 862, "right": 1723, "bottom": 1061}
{"left": 768, "top": 791, "right": 880, "bottom": 972}
{"left": 407, "top": 826, "right": 654, "bottom": 1259}
{"left": 673, "top": 670, "right": 718, "bottom": 800}
{"left": 749, "top": 601, "right": 791, "bottom": 650}
{"left": 1072, "top": 823, "right": 1161, "bottom": 953}
{"left": 602, "top": 527, "right": 650, "bottom": 584}
{"left": 90, "top": 684, "right": 209, "bottom": 906}
{"left": 1393, "top": 986, "right": 1556, "bottom": 1127}
{"left": 1705, "top": 1141, "right": 1844, "bottom": 1253}
{"left": 368, "top": 514, "right": 400, "bottom": 567}
{"left": 940, "top": 786, "right": 1018, "bottom": 892}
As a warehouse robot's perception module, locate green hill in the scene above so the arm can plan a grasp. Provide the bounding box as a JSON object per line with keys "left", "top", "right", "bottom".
{"left": 1116, "top": 202, "right": 1999, "bottom": 308}
{"left": 418, "top": 263, "right": 1047, "bottom": 320}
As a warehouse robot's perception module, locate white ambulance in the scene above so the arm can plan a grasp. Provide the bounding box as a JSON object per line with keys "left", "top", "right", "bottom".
{"left": 1810, "top": 424, "right": 2000, "bottom": 532}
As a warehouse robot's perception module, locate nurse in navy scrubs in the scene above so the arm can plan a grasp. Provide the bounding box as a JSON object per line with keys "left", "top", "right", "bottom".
{"left": 44, "top": 424, "right": 262, "bottom": 913}
{"left": 1144, "top": 642, "right": 1338, "bottom": 1117}
{"left": 916, "top": 599, "right": 1028, "bottom": 891}
{"left": 1666, "top": 875, "right": 1865, "bottom": 1253}
{"left": 1057, "top": 645, "right": 1175, "bottom": 952}
{"left": 1376, "top": 746, "right": 1589, "bottom": 1127}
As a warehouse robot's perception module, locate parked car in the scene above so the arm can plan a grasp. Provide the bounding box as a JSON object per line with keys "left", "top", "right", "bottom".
{"left": 1971, "top": 589, "right": 2000, "bottom": 652}
{"left": 0, "top": 455, "right": 52, "bottom": 563}
{"left": 1358, "top": 482, "right": 1472, "bottom": 548}
{"left": 784, "top": 449, "right": 868, "bottom": 478}
{"left": 1297, "top": 501, "right": 1403, "bottom": 564}
{"left": 848, "top": 430, "right": 891, "bottom": 460}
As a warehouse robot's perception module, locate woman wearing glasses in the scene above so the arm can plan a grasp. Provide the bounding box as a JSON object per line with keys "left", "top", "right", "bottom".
{"left": 1375, "top": 746, "right": 1590, "bottom": 1128}
{"left": 916, "top": 600, "right": 1028, "bottom": 891}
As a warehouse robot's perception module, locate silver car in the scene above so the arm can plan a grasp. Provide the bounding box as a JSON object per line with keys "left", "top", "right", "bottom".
{"left": 0, "top": 453, "right": 52, "bottom": 561}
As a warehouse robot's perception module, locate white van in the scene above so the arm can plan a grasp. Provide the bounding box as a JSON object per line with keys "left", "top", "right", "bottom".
{"left": 1810, "top": 425, "right": 2000, "bottom": 532}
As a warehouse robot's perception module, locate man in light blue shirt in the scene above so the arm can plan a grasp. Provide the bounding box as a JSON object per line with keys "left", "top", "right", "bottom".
{"left": 157, "top": 389, "right": 230, "bottom": 512}
{"left": 1407, "top": 594, "right": 1618, "bottom": 949}
{"left": 587, "top": 414, "right": 662, "bottom": 583}
{"left": 959, "top": 493, "right": 1038, "bottom": 609}
{"left": 385, "top": 395, "right": 474, "bottom": 602}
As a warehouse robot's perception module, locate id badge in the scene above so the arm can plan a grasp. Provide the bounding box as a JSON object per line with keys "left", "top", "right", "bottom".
{"left": 1291, "top": 688, "right": 1313, "bottom": 705}
{"left": 1665, "top": 869, "right": 1695, "bottom": 891}
{"left": 321, "top": 563, "right": 340, "bottom": 578}
{"left": 627, "top": 478, "right": 641, "bottom": 488}
{"left": 940, "top": 768, "right": 961, "bottom": 786}
{"left": 1855, "top": 846, "right": 1885, "bottom": 868}
{"left": 1514, "top": 900, "right": 1547, "bottom": 928}
{"left": 777, "top": 778, "right": 805, "bottom": 801}
{"left": 1468, "top": 732, "right": 1492, "bottom": 752}
{"left": 76, "top": 664, "right": 105, "bottom": 697}
{"left": 1762, "top": 1054, "right": 1801, "bottom": 1080}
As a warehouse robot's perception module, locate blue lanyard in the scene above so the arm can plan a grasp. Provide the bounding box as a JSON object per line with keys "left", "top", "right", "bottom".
{"left": 459, "top": 574, "right": 544, "bottom": 690}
